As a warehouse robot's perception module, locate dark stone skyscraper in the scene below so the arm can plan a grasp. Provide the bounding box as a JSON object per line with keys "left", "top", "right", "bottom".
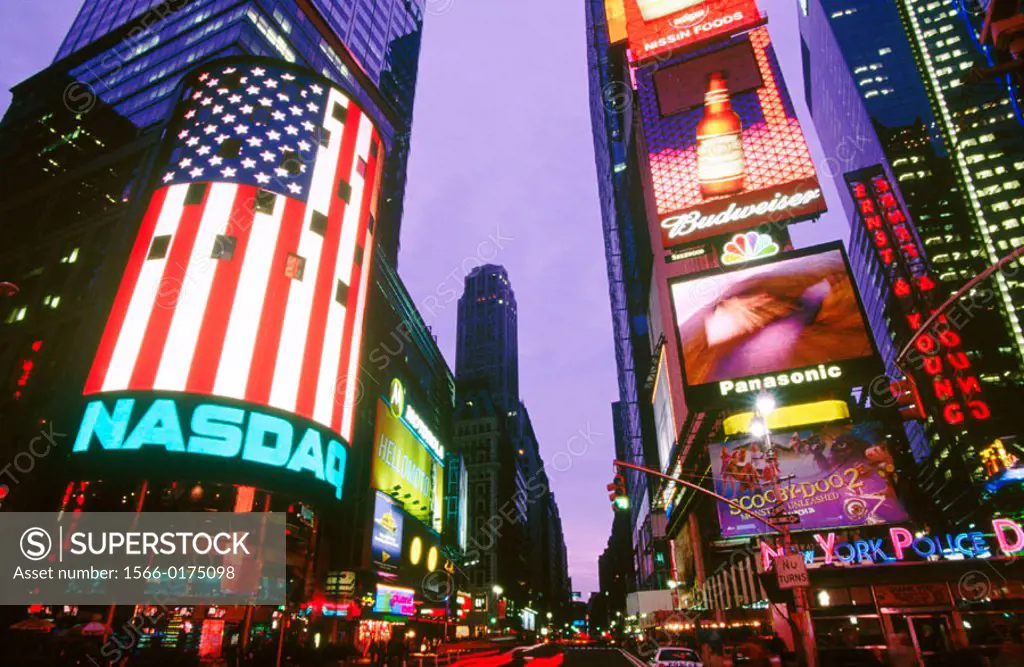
{"left": 455, "top": 264, "right": 519, "bottom": 412}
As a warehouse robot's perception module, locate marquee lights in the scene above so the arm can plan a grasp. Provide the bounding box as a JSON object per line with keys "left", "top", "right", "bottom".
{"left": 847, "top": 167, "right": 991, "bottom": 428}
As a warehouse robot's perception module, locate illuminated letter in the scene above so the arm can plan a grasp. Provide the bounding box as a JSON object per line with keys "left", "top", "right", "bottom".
{"left": 720, "top": 381, "right": 734, "bottom": 396}
{"left": 947, "top": 352, "right": 971, "bottom": 370}
{"left": 122, "top": 399, "right": 185, "bottom": 451}
{"left": 760, "top": 540, "right": 785, "bottom": 572}
{"left": 242, "top": 412, "right": 294, "bottom": 467}
{"left": 944, "top": 403, "right": 965, "bottom": 425}
{"left": 923, "top": 356, "right": 942, "bottom": 375}
{"left": 189, "top": 404, "right": 244, "bottom": 457}
{"left": 938, "top": 330, "right": 961, "bottom": 347}
{"left": 814, "top": 533, "right": 836, "bottom": 565}
{"left": 969, "top": 400, "right": 991, "bottom": 420}
{"left": 73, "top": 399, "right": 135, "bottom": 452}
{"left": 957, "top": 376, "right": 982, "bottom": 396}
{"left": 827, "top": 366, "right": 842, "bottom": 378}
{"left": 287, "top": 429, "right": 326, "bottom": 480}
{"left": 993, "top": 519, "right": 1024, "bottom": 555}
{"left": 890, "top": 527, "right": 913, "bottom": 561}
{"left": 325, "top": 439, "right": 347, "bottom": 500}
{"left": 934, "top": 378, "right": 954, "bottom": 401}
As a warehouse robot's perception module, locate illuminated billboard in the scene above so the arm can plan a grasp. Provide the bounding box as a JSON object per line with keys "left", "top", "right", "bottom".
{"left": 669, "top": 244, "right": 881, "bottom": 409}
{"left": 605, "top": 0, "right": 628, "bottom": 44}
{"left": 637, "top": 28, "right": 826, "bottom": 248}
{"left": 79, "top": 58, "right": 382, "bottom": 456}
{"left": 373, "top": 584, "right": 415, "bottom": 616}
{"left": 845, "top": 166, "right": 991, "bottom": 428}
{"left": 624, "top": 0, "right": 762, "bottom": 63}
{"left": 371, "top": 491, "right": 403, "bottom": 571}
{"left": 372, "top": 397, "right": 444, "bottom": 532}
{"left": 710, "top": 421, "right": 910, "bottom": 537}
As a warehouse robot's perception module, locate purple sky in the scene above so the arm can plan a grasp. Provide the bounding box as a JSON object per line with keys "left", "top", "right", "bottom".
{"left": 0, "top": 0, "right": 846, "bottom": 595}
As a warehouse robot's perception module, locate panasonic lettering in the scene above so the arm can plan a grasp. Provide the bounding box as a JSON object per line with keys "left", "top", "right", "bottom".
{"left": 719, "top": 364, "right": 844, "bottom": 396}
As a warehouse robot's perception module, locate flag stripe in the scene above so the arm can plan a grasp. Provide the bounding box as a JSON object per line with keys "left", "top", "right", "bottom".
{"left": 103, "top": 184, "right": 191, "bottom": 391}
{"left": 186, "top": 185, "right": 258, "bottom": 393}
{"left": 244, "top": 196, "right": 307, "bottom": 405}
{"left": 333, "top": 123, "right": 377, "bottom": 436}
{"left": 213, "top": 191, "right": 288, "bottom": 399}
{"left": 154, "top": 183, "right": 238, "bottom": 391}
{"left": 85, "top": 186, "right": 169, "bottom": 394}
{"left": 269, "top": 90, "right": 353, "bottom": 414}
{"left": 128, "top": 186, "right": 210, "bottom": 390}
{"left": 296, "top": 96, "right": 361, "bottom": 418}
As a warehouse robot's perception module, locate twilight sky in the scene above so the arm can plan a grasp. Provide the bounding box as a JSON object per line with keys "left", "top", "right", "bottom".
{"left": 0, "top": 0, "right": 845, "bottom": 595}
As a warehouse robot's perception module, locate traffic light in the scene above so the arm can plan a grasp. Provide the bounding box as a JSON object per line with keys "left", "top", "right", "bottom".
{"left": 889, "top": 377, "right": 926, "bottom": 421}
{"left": 607, "top": 474, "right": 629, "bottom": 512}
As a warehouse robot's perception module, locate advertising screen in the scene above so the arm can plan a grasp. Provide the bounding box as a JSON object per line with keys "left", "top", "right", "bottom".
{"left": 373, "top": 584, "right": 415, "bottom": 616}
{"left": 624, "top": 0, "right": 762, "bottom": 63}
{"left": 605, "top": 0, "right": 628, "bottom": 43}
{"left": 709, "top": 421, "right": 910, "bottom": 537}
{"left": 372, "top": 398, "right": 444, "bottom": 532}
{"left": 371, "top": 491, "right": 404, "bottom": 572}
{"left": 669, "top": 244, "right": 880, "bottom": 409}
{"left": 73, "top": 59, "right": 384, "bottom": 496}
{"left": 637, "top": 28, "right": 826, "bottom": 248}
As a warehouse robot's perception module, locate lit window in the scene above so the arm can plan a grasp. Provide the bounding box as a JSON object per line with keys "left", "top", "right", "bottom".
{"left": 285, "top": 253, "right": 306, "bottom": 280}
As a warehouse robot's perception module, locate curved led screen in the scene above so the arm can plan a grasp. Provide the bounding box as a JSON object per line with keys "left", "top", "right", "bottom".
{"left": 74, "top": 59, "right": 383, "bottom": 498}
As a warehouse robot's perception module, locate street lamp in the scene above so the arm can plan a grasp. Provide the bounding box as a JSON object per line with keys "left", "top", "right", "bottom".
{"left": 755, "top": 393, "right": 776, "bottom": 417}
{"left": 546, "top": 612, "right": 552, "bottom": 619}
{"left": 492, "top": 585, "right": 503, "bottom": 597}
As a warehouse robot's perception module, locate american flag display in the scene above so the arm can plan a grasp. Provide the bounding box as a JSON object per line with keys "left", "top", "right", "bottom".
{"left": 84, "top": 60, "right": 383, "bottom": 442}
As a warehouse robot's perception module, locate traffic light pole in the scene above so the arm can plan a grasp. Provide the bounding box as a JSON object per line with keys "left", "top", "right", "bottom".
{"left": 611, "top": 459, "right": 817, "bottom": 667}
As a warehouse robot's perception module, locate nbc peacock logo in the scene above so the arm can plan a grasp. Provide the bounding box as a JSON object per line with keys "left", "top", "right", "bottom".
{"left": 720, "top": 231, "right": 780, "bottom": 266}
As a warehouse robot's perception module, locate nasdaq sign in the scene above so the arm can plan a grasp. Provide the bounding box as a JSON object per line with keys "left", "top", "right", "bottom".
{"left": 72, "top": 395, "right": 347, "bottom": 499}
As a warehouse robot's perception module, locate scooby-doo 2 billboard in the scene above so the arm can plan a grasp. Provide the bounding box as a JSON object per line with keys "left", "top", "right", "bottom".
{"left": 709, "top": 421, "right": 910, "bottom": 537}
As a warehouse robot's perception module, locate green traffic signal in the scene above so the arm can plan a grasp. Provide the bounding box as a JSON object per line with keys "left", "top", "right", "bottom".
{"left": 613, "top": 496, "right": 630, "bottom": 511}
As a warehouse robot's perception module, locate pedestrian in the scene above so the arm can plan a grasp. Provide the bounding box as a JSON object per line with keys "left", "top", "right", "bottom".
{"left": 887, "top": 632, "right": 918, "bottom": 667}
{"left": 700, "top": 643, "right": 724, "bottom": 667}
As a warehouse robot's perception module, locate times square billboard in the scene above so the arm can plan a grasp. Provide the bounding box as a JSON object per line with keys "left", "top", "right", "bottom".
{"left": 710, "top": 421, "right": 910, "bottom": 537}
{"left": 636, "top": 27, "right": 827, "bottom": 249}
{"left": 71, "top": 59, "right": 385, "bottom": 502}
{"left": 667, "top": 244, "right": 883, "bottom": 410}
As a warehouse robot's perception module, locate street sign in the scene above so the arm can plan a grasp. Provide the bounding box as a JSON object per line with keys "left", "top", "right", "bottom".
{"left": 774, "top": 514, "right": 801, "bottom": 525}
{"left": 775, "top": 554, "right": 809, "bottom": 590}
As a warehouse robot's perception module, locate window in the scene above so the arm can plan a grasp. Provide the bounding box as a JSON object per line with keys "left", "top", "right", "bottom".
{"left": 335, "top": 280, "right": 349, "bottom": 304}
{"left": 317, "top": 126, "right": 331, "bottom": 148}
{"left": 185, "top": 183, "right": 207, "bottom": 205}
{"left": 254, "top": 189, "right": 276, "bottom": 214}
{"left": 279, "top": 150, "right": 303, "bottom": 176}
{"left": 338, "top": 179, "right": 352, "bottom": 202}
{"left": 148, "top": 235, "right": 172, "bottom": 259}
{"left": 211, "top": 235, "right": 237, "bottom": 260}
{"left": 285, "top": 253, "right": 306, "bottom": 280}
{"left": 332, "top": 102, "right": 347, "bottom": 123}
{"left": 217, "top": 138, "right": 242, "bottom": 158}
{"left": 310, "top": 211, "right": 328, "bottom": 236}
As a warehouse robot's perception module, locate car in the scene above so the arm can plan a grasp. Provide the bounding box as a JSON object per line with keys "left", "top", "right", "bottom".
{"left": 652, "top": 647, "right": 703, "bottom": 667}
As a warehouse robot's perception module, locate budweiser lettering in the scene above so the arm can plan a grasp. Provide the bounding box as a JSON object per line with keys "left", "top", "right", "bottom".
{"left": 661, "top": 189, "right": 823, "bottom": 240}
{"left": 637, "top": 0, "right": 705, "bottom": 22}
{"left": 697, "top": 71, "right": 745, "bottom": 197}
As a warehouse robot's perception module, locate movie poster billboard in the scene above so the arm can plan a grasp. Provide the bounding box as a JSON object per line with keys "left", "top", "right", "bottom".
{"left": 669, "top": 243, "right": 881, "bottom": 410}
{"left": 371, "top": 491, "right": 403, "bottom": 572}
{"left": 624, "top": 0, "right": 762, "bottom": 63}
{"left": 709, "top": 422, "right": 910, "bottom": 537}
{"left": 637, "top": 28, "right": 826, "bottom": 249}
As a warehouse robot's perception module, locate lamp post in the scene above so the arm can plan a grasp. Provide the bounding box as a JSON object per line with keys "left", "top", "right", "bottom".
{"left": 751, "top": 395, "right": 816, "bottom": 667}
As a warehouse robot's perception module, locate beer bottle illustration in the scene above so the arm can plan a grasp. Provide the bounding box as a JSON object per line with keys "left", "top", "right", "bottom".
{"left": 637, "top": 0, "right": 706, "bottom": 22}
{"left": 697, "top": 71, "right": 745, "bottom": 198}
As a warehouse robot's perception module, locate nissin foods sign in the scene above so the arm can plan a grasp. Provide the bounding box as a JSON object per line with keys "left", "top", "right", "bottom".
{"left": 72, "top": 393, "right": 347, "bottom": 500}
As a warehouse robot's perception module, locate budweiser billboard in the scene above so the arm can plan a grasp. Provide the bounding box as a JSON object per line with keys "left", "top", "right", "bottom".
{"left": 638, "top": 28, "right": 827, "bottom": 249}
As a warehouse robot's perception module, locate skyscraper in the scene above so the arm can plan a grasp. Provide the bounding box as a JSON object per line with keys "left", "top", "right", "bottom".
{"left": 455, "top": 264, "right": 519, "bottom": 413}
{"left": 809, "top": 0, "right": 1020, "bottom": 388}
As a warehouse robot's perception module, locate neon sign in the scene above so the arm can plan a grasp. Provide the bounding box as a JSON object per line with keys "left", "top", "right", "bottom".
{"left": 761, "top": 518, "right": 1024, "bottom": 571}
{"left": 72, "top": 395, "right": 347, "bottom": 499}
{"left": 846, "top": 167, "right": 991, "bottom": 428}
{"left": 720, "top": 231, "right": 780, "bottom": 265}
{"left": 388, "top": 378, "right": 444, "bottom": 460}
